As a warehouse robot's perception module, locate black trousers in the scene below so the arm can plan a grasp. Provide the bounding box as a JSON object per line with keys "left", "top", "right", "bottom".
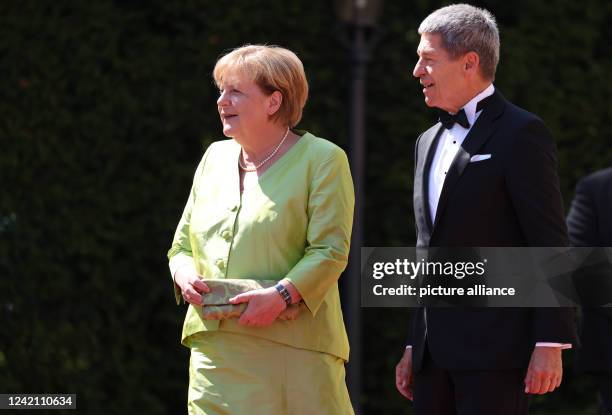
{"left": 599, "top": 373, "right": 612, "bottom": 415}
{"left": 413, "top": 346, "right": 529, "bottom": 415}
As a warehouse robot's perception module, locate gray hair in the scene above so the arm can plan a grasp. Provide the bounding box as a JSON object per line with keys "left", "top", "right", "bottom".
{"left": 418, "top": 4, "right": 500, "bottom": 80}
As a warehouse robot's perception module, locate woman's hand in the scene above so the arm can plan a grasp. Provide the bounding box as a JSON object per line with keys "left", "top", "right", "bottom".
{"left": 174, "top": 266, "right": 210, "bottom": 305}
{"left": 229, "top": 287, "right": 287, "bottom": 327}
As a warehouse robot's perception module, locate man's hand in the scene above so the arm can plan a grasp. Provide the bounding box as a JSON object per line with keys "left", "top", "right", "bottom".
{"left": 524, "top": 346, "right": 563, "bottom": 394}
{"left": 174, "top": 266, "right": 209, "bottom": 305}
{"left": 229, "top": 287, "right": 287, "bottom": 327}
{"left": 395, "top": 347, "right": 414, "bottom": 400}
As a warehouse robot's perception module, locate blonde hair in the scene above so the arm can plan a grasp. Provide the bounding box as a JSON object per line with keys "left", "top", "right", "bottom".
{"left": 213, "top": 45, "right": 309, "bottom": 128}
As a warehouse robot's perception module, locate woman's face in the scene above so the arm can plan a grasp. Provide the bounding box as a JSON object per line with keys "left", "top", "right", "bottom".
{"left": 216, "top": 72, "right": 273, "bottom": 139}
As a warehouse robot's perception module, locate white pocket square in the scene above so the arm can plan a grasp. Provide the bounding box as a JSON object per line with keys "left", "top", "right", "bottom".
{"left": 470, "top": 154, "right": 491, "bottom": 162}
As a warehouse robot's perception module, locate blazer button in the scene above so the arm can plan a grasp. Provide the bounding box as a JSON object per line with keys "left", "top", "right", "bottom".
{"left": 221, "top": 230, "right": 232, "bottom": 241}
{"left": 216, "top": 259, "right": 225, "bottom": 271}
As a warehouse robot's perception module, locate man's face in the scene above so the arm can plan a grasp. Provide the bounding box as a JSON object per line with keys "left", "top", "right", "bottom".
{"left": 413, "top": 32, "right": 468, "bottom": 113}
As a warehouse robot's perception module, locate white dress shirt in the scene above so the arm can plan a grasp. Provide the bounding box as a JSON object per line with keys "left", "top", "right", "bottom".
{"left": 428, "top": 84, "right": 495, "bottom": 222}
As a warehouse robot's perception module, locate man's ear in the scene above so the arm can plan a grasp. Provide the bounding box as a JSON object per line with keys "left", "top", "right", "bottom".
{"left": 464, "top": 51, "right": 480, "bottom": 75}
{"left": 267, "top": 91, "right": 283, "bottom": 116}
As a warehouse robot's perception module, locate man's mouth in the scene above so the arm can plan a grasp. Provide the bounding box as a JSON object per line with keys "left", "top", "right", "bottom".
{"left": 422, "top": 82, "right": 434, "bottom": 91}
{"left": 222, "top": 114, "right": 238, "bottom": 120}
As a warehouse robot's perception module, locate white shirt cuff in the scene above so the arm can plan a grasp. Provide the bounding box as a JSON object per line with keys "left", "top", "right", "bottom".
{"left": 535, "top": 342, "right": 572, "bottom": 350}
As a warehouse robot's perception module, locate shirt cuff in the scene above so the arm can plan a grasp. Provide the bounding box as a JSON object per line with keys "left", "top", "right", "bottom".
{"left": 405, "top": 345, "right": 412, "bottom": 349}
{"left": 535, "top": 342, "right": 572, "bottom": 350}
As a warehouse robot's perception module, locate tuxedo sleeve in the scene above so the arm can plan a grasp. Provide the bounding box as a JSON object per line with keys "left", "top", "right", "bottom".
{"left": 406, "top": 310, "right": 414, "bottom": 345}
{"left": 406, "top": 134, "right": 424, "bottom": 346}
{"left": 505, "top": 119, "right": 568, "bottom": 246}
{"left": 505, "top": 119, "right": 576, "bottom": 345}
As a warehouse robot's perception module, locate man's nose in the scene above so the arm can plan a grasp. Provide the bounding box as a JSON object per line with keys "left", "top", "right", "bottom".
{"left": 413, "top": 59, "right": 424, "bottom": 78}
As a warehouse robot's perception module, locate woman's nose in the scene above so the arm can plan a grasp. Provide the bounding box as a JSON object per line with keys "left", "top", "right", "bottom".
{"left": 217, "top": 90, "right": 229, "bottom": 106}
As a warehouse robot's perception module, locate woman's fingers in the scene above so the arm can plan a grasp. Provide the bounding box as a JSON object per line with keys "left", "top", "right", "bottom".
{"left": 181, "top": 277, "right": 210, "bottom": 305}
{"left": 183, "top": 286, "right": 203, "bottom": 305}
{"left": 229, "top": 292, "right": 253, "bottom": 304}
{"left": 191, "top": 278, "right": 210, "bottom": 293}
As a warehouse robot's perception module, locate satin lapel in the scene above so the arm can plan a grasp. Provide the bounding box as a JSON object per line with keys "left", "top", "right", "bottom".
{"left": 414, "top": 124, "right": 444, "bottom": 238}
{"left": 432, "top": 91, "right": 507, "bottom": 231}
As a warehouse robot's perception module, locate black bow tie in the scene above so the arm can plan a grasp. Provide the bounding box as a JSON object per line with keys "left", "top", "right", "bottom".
{"left": 437, "top": 94, "right": 494, "bottom": 130}
{"left": 438, "top": 109, "right": 470, "bottom": 130}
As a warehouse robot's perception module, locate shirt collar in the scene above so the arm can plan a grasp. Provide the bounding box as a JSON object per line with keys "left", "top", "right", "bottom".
{"left": 462, "top": 84, "right": 495, "bottom": 127}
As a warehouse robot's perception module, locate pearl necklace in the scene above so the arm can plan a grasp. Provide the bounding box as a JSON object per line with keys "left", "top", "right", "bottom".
{"left": 238, "top": 128, "right": 290, "bottom": 172}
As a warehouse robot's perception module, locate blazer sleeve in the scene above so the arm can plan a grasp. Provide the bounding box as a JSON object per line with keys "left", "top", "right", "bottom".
{"left": 505, "top": 119, "right": 576, "bottom": 344}
{"left": 285, "top": 147, "right": 355, "bottom": 316}
{"left": 567, "top": 175, "right": 612, "bottom": 319}
{"left": 167, "top": 145, "right": 212, "bottom": 304}
{"left": 567, "top": 177, "right": 599, "bottom": 247}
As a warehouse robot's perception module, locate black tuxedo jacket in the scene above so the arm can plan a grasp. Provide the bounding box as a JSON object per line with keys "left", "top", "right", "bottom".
{"left": 567, "top": 167, "right": 612, "bottom": 372}
{"left": 408, "top": 90, "right": 576, "bottom": 371}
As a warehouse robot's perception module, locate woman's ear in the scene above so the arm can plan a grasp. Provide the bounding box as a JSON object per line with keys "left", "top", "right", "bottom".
{"left": 267, "top": 91, "right": 283, "bottom": 115}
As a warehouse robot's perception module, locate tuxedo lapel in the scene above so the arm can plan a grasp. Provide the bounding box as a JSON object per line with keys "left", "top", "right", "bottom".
{"left": 414, "top": 124, "right": 444, "bottom": 243}
{"left": 432, "top": 91, "right": 507, "bottom": 231}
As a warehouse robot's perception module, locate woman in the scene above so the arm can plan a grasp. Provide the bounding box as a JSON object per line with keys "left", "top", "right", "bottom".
{"left": 167, "top": 45, "right": 355, "bottom": 414}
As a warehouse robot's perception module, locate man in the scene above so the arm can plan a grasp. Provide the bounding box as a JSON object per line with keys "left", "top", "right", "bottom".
{"left": 394, "top": 4, "right": 575, "bottom": 414}
{"left": 567, "top": 167, "right": 612, "bottom": 415}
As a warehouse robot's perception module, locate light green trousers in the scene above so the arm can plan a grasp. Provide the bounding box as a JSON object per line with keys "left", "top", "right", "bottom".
{"left": 187, "top": 331, "right": 354, "bottom": 415}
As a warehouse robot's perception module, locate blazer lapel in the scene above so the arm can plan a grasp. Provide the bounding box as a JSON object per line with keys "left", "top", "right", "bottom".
{"left": 414, "top": 124, "right": 444, "bottom": 242}
{"left": 432, "top": 90, "right": 506, "bottom": 230}
{"left": 227, "top": 139, "right": 243, "bottom": 209}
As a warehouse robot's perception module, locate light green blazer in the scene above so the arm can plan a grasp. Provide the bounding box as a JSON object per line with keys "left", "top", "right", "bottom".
{"left": 168, "top": 132, "right": 355, "bottom": 361}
